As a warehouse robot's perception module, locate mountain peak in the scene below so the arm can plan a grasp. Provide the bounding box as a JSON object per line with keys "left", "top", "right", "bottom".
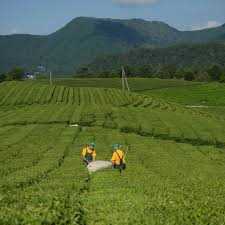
{"left": 72, "top": 17, "right": 169, "bottom": 24}
{"left": 1, "top": 17, "right": 225, "bottom": 74}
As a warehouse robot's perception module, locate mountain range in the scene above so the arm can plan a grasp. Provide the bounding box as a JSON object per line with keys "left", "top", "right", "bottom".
{"left": 1, "top": 17, "right": 225, "bottom": 75}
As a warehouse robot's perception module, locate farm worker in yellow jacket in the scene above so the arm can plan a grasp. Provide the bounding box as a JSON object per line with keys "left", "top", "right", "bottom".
{"left": 111, "top": 144, "right": 126, "bottom": 171}
{"left": 81, "top": 143, "right": 96, "bottom": 165}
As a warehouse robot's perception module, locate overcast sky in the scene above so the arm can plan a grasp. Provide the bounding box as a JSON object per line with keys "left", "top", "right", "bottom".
{"left": 1, "top": 0, "right": 225, "bottom": 35}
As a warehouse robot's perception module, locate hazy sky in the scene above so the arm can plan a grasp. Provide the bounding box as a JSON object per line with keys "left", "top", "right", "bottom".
{"left": 1, "top": 0, "right": 225, "bottom": 35}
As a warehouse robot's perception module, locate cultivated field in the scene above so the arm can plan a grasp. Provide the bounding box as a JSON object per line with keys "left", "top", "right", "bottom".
{"left": 142, "top": 82, "right": 225, "bottom": 106}
{"left": 0, "top": 81, "right": 225, "bottom": 224}
{"left": 38, "top": 77, "right": 199, "bottom": 91}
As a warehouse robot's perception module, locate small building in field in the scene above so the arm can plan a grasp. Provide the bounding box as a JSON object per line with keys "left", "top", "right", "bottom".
{"left": 25, "top": 72, "right": 35, "bottom": 80}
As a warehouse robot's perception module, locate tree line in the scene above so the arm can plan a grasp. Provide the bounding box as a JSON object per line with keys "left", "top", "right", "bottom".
{"left": 76, "top": 64, "right": 225, "bottom": 82}
{"left": 1, "top": 64, "right": 225, "bottom": 84}
{"left": 75, "top": 42, "right": 225, "bottom": 82}
{"left": 0, "top": 67, "right": 25, "bottom": 82}
{"left": 0, "top": 67, "right": 50, "bottom": 83}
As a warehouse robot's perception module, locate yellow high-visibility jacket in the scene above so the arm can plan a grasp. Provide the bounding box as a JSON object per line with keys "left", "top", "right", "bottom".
{"left": 111, "top": 149, "right": 125, "bottom": 165}
{"left": 81, "top": 147, "right": 96, "bottom": 159}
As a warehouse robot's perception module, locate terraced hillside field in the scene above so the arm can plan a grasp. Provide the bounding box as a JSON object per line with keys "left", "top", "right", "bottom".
{"left": 1, "top": 81, "right": 225, "bottom": 225}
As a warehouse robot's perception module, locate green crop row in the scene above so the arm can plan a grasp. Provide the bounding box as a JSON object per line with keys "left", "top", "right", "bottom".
{"left": 0, "top": 125, "right": 87, "bottom": 225}
{"left": 1, "top": 80, "right": 225, "bottom": 224}
{"left": 0, "top": 101, "right": 224, "bottom": 147}
{"left": 0, "top": 82, "right": 138, "bottom": 107}
{"left": 0, "top": 116, "right": 225, "bottom": 224}
{"left": 79, "top": 127, "right": 225, "bottom": 225}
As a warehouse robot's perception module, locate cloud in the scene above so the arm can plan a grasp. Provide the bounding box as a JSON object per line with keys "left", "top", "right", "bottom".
{"left": 113, "top": 0, "right": 159, "bottom": 5}
{"left": 11, "top": 28, "right": 18, "bottom": 34}
{"left": 206, "top": 21, "right": 221, "bottom": 28}
{"left": 191, "top": 21, "right": 222, "bottom": 30}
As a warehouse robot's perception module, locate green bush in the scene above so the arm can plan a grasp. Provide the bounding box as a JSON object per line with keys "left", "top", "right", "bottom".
{"left": 0, "top": 73, "right": 6, "bottom": 82}
{"left": 6, "top": 67, "right": 25, "bottom": 81}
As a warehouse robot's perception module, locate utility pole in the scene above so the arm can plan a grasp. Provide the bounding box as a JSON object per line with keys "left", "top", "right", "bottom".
{"left": 121, "top": 66, "right": 130, "bottom": 92}
{"left": 122, "top": 67, "right": 125, "bottom": 91}
{"left": 49, "top": 71, "right": 53, "bottom": 85}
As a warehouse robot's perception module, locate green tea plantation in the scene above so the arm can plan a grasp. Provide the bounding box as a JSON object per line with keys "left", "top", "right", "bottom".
{"left": 0, "top": 81, "right": 225, "bottom": 225}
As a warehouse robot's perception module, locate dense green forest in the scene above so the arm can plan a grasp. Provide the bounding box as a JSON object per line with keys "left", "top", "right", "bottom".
{"left": 0, "top": 17, "right": 225, "bottom": 75}
{"left": 76, "top": 42, "right": 225, "bottom": 81}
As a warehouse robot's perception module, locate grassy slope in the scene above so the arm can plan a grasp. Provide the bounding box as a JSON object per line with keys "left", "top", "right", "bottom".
{"left": 141, "top": 82, "right": 225, "bottom": 106}
{"left": 140, "top": 82, "right": 225, "bottom": 118}
{"left": 1, "top": 81, "right": 225, "bottom": 224}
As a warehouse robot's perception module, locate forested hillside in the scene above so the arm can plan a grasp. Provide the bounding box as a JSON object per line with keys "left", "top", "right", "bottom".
{"left": 80, "top": 42, "right": 225, "bottom": 80}
{"left": 0, "top": 17, "right": 225, "bottom": 74}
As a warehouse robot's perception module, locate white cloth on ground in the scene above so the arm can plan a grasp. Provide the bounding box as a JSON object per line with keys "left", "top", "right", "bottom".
{"left": 87, "top": 160, "right": 112, "bottom": 173}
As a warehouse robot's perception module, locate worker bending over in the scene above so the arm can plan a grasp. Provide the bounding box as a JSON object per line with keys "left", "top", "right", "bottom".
{"left": 111, "top": 144, "right": 126, "bottom": 171}
{"left": 81, "top": 143, "right": 96, "bottom": 165}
